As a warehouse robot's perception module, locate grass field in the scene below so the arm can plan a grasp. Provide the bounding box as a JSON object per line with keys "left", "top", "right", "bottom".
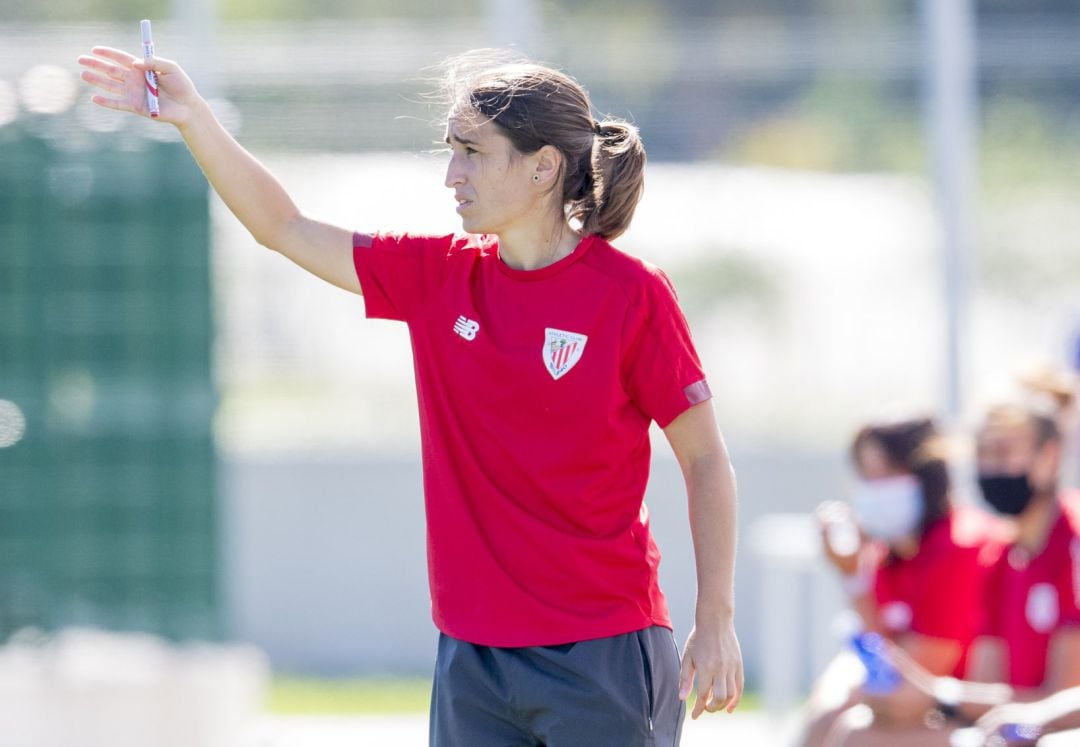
{"left": 269, "top": 676, "right": 760, "bottom": 715}
{"left": 269, "top": 676, "right": 433, "bottom": 714}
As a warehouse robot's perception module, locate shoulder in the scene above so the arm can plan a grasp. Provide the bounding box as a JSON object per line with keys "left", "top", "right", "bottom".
{"left": 368, "top": 231, "right": 494, "bottom": 261}
{"left": 914, "top": 509, "right": 1006, "bottom": 563}
{"left": 581, "top": 236, "right": 678, "bottom": 307}
{"left": 948, "top": 505, "right": 1014, "bottom": 566}
{"left": 950, "top": 505, "right": 1014, "bottom": 547}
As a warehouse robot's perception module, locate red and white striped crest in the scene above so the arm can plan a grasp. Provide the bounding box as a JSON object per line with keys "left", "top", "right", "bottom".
{"left": 543, "top": 328, "right": 588, "bottom": 380}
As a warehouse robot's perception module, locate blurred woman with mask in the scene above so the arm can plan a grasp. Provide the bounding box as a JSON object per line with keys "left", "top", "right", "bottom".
{"left": 797, "top": 417, "right": 1007, "bottom": 747}
{"left": 1019, "top": 366, "right": 1079, "bottom": 490}
{"left": 952, "top": 401, "right": 1080, "bottom": 743}
{"left": 818, "top": 401, "right": 1080, "bottom": 747}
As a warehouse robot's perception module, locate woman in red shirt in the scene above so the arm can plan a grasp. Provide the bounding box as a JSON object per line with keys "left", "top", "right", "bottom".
{"left": 78, "top": 44, "right": 742, "bottom": 745}
{"left": 799, "top": 417, "right": 1006, "bottom": 747}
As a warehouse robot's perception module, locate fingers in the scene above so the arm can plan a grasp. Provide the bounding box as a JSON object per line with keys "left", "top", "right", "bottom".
{"left": 691, "top": 676, "right": 712, "bottom": 720}
{"left": 686, "top": 665, "right": 744, "bottom": 719}
{"left": 88, "top": 94, "right": 135, "bottom": 114}
{"left": 678, "top": 652, "right": 694, "bottom": 701}
{"left": 79, "top": 69, "right": 127, "bottom": 97}
{"left": 132, "top": 55, "right": 182, "bottom": 77}
{"left": 703, "top": 671, "right": 739, "bottom": 715}
{"left": 725, "top": 664, "right": 744, "bottom": 713}
{"left": 77, "top": 61, "right": 136, "bottom": 113}
{"left": 77, "top": 55, "right": 128, "bottom": 82}
{"left": 88, "top": 46, "right": 139, "bottom": 67}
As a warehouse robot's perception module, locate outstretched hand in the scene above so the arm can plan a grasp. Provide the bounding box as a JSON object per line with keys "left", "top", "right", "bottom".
{"left": 77, "top": 47, "right": 201, "bottom": 127}
{"left": 679, "top": 620, "right": 744, "bottom": 719}
{"left": 817, "top": 500, "right": 863, "bottom": 576}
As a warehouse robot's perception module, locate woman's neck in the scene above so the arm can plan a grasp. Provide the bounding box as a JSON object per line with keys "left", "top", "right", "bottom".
{"left": 1016, "top": 492, "right": 1060, "bottom": 554}
{"left": 892, "top": 535, "right": 921, "bottom": 560}
{"left": 497, "top": 217, "right": 581, "bottom": 271}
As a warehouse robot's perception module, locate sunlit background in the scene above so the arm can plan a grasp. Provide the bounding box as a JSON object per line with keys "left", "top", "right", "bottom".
{"left": 2, "top": 0, "right": 1080, "bottom": 744}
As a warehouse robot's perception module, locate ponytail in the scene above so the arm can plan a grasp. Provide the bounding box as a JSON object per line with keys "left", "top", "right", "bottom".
{"left": 573, "top": 120, "right": 646, "bottom": 240}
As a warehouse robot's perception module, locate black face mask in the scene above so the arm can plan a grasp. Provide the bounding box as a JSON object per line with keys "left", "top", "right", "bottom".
{"left": 978, "top": 474, "right": 1034, "bottom": 516}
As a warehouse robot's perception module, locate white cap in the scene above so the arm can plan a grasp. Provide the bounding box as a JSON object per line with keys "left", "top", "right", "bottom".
{"left": 140, "top": 20, "right": 153, "bottom": 44}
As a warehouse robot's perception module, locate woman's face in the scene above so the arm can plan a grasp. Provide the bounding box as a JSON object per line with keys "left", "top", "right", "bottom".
{"left": 851, "top": 437, "right": 925, "bottom": 545}
{"left": 975, "top": 418, "right": 1039, "bottom": 478}
{"left": 444, "top": 112, "right": 541, "bottom": 236}
{"left": 976, "top": 416, "right": 1060, "bottom": 496}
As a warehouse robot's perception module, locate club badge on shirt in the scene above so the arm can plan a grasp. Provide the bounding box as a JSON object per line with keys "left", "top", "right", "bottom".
{"left": 1026, "top": 582, "right": 1059, "bottom": 633}
{"left": 543, "top": 328, "right": 587, "bottom": 380}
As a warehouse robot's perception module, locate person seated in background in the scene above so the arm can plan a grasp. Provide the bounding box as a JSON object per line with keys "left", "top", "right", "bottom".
{"left": 828, "top": 400, "right": 1080, "bottom": 746}
{"left": 1019, "top": 366, "right": 1078, "bottom": 490}
{"left": 796, "top": 416, "right": 1008, "bottom": 747}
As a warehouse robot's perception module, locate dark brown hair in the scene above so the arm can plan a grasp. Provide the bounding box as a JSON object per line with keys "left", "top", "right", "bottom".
{"left": 440, "top": 50, "right": 646, "bottom": 240}
{"left": 851, "top": 416, "right": 951, "bottom": 540}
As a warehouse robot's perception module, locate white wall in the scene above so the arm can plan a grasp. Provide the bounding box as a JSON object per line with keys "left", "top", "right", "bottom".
{"left": 221, "top": 443, "right": 849, "bottom": 691}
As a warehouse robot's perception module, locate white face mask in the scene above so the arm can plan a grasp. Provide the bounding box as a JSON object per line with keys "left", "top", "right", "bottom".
{"left": 852, "top": 475, "right": 925, "bottom": 542}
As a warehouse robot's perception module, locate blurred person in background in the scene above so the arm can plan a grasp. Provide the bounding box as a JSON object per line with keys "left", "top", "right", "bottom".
{"left": 1019, "top": 366, "right": 1079, "bottom": 490}
{"left": 828, "top": 401, "right": 1080, "bottom": 746}
{"left": 76, "top": 43, "right": 742, "bottom": 746}
{"left": 797, "top": 417, "right": 1007, "bottom": 747}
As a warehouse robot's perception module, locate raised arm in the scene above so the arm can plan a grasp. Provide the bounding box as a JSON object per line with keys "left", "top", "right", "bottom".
{"left": 77, "top": 46, "right": 359, "bottom": 294}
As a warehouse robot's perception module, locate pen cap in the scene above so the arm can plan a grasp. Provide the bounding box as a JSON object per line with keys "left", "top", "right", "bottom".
{"left": 141, "top": 20, "right": 153, "bottom": 44}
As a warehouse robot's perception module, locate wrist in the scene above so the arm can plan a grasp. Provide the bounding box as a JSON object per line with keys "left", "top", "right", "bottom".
{"left": 695, "top": 601, "right": 735, "bottom": 627}
{"left": 175, "top": 96, "right": 211, "bottom": 135}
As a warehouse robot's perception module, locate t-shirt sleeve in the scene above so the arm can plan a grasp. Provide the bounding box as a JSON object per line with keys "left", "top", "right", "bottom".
{"left": 620, "top": 267, "right": 711, "bottom": 428}
{"left": 352, "top": 231, "right": 458, "bottom": 322}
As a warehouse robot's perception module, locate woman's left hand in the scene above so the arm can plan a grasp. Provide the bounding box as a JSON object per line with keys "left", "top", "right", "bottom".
{"left": 679, "top": 619, "right": 744, "bottom": 719}
{"left": 975, "top": 701, "right": 1048, "bottom": 744}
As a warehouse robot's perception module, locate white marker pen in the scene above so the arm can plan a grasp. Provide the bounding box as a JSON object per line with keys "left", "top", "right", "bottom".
{"left": 140, "top": 19, "right": 160, "bottom": 118}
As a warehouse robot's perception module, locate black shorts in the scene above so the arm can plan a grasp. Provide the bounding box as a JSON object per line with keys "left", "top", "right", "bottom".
{"left": 429, "top": 626, "right": 685, "bottom": 746}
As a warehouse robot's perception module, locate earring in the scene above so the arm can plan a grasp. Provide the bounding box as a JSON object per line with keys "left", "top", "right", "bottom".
{"left": 532, "top": 174, "right": 541, "bottom": 183}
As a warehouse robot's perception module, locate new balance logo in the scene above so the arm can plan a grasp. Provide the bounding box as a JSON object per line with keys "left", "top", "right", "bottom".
{"left": 453, "top": 315, "right": 480, "bottom": 341}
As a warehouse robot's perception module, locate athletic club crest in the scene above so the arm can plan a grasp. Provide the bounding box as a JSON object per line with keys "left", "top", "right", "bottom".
{"left": 543, "top": 328, "right": 587, "bottom": 380}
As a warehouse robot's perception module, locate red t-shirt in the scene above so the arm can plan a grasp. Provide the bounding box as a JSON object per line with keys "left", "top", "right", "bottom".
{"left": 352, "top": 231, "right": 711, "bottom": 647}
{"left": 983, "top": 491, "right": 1080, "bottom": 687}
{"left": 873, "top": 507, "right": 1007, "bottom": 677}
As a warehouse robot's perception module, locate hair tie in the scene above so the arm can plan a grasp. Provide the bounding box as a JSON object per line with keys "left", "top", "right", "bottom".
{"left": 593, "top": 120, "right": 603, "bottom": 135}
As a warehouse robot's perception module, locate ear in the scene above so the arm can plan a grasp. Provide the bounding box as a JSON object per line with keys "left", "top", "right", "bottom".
{"left": 531, "top": 144, "right": 563, "bottom": 188}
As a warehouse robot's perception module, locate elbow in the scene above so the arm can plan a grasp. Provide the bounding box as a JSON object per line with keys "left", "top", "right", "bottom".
{"left": 684, "top": 450, "right": 734, "bottom": 487}
{"left": 251, "top": 231, "right": 282, "bottom": 253}
{"left": 251, "top": 231, "right": 278, "bottom": 252}
{"left": 252, "top": 226, "right": 286, "bottom": 253}
{"left": 252, "top": 212, "right": 303, "bottom": 253}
